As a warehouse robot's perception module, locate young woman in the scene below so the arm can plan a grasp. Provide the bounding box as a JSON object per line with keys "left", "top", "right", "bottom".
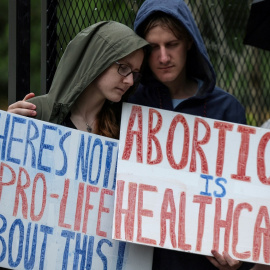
{"left": 8, "top": 21, "right": 148, "bottom": 139}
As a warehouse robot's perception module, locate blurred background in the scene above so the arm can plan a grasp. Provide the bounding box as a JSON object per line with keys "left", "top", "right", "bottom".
{"left": 1, "top": 0, "right": 270, "bottom": 126}
{"left": 0, "top": 1, "right": 9, "bottom": 110}
{"left": 0, "top": 0, "right": 41, "bottom": 110}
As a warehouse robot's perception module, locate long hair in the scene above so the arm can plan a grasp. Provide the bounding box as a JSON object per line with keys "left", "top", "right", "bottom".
{"left": 96, "top": 100, "right": 120, "bottom": 139}
{"left": 95, "top": 92, "right": 133, "bottom": 139}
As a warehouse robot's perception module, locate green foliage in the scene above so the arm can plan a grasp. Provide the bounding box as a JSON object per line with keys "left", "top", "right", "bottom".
{"left": 0, "top": 1, "right": 8, "bottom": 105}
{"left": 187, "top": 0, "right": 270, "bottom": 127}
{"left": 246, "top": 112, "right": 257, "bottom": 126}
{"left": 0, "top": 0, "right": 41, "bottom": 109}
{"left": 30, "top": 0, "right": 41, "bottom": 94}
{"left": 56, "top": 0, "right": 143, "bottom": 62}
{"left": 2, "top": 0, "right": 270, "bottom": 125}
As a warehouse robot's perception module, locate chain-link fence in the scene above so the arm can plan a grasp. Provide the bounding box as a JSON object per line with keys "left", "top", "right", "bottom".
{"left": 187, "top": 0, "right": 270, "bottom": 127}
{"left": 47, "top": 0, "right": 270, "bottom": 127}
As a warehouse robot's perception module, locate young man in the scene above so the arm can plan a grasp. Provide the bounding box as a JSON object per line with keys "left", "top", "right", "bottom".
{"left": 130, "top": 0, "right": 246, "bottom": 124}
{"left": 129, "top": 0, "right": 254, "bottom": 269}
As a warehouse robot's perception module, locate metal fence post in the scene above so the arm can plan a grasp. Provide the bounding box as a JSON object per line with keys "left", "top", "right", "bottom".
{"left": 8, "top": 0, "right": 30, "bottom": 104}
{"left": 41, "top": 0, "right": 58, "bottom": 94}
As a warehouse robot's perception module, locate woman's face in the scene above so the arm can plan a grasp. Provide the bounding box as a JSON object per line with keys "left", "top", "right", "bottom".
{"left": 92, "top": 48, "right": 144, "bottom": 103}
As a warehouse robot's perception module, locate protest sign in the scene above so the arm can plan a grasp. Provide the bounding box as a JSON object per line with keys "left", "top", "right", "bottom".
{"left": 0, "top": 110, "right": 153, "bottom": 270}
{"left": 113, "top": 103, "right": 270, "bottom": 265}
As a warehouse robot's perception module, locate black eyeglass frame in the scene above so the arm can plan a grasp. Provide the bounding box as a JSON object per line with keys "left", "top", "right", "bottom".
{"left": 115, "top": 61, "right": 142, "bottom": 82}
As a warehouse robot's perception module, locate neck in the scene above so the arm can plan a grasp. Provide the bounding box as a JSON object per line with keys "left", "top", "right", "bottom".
{"left": 70, "top": 85, "right": 106, "bottom": 133}
{"left": 166, "top": 77, "right": 198, "bottom": 100}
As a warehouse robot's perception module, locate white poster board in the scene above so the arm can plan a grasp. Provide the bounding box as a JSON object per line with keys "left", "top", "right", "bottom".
{"left": 113, "top": 103, "right": 270, "bottom": 265}
{"left": 0, "top": 110, "right": 153, "bottom": 270}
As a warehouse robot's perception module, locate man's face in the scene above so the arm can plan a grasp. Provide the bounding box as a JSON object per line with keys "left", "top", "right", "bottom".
{"left": 145, "top": 24, "right": 192, "bottom": 89}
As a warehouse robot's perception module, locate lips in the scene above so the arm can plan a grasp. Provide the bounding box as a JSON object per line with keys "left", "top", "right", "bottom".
{"left": 116, "top": 87, "right": 127, "bottom": 93}
{"left": 158, "top": 66, "right": 173, "bottom": 71}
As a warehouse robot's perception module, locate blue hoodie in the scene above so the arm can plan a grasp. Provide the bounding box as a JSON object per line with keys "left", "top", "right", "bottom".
{"left": 129, "top": 0, "right": 246, "bottom": 125}
{"left": 130, "top": 0, "right": 254, "bottom": 269}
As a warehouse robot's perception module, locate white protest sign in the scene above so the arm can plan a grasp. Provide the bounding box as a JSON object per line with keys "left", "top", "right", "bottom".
{"left": 113, "top": 103, "right": 270, "bottom": 265}
{"left": 0, "top": 110, "right": 153, "bottom": 270}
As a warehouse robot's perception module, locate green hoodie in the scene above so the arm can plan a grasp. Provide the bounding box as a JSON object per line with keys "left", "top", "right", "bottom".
{"left": 29, "top": 21, "right": 148, "bottom": 125}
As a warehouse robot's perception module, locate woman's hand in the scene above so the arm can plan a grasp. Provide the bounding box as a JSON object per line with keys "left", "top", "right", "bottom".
{"left": 7, "top": 92, "right": 37, "bottom": 117}
{"left": 206, "top": 250, "right": 243, "bottom": 270}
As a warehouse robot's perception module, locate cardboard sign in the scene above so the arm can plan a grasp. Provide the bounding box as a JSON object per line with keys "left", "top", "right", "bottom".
{"left": 113, "top": 103, "right": 270, "bottom": 265}
{"left": 0, "top": 110, "right": 153, "bottom": 270}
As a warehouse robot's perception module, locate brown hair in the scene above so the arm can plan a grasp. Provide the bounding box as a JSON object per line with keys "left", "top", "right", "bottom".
{"left": 96, "top": 100, "right": 120, "bottom": 139}
{"left": 137, "top": 11, "right": 192, "bottom": 43}
{"left": 96, "top": 81, "right": 144, "bottom": 140}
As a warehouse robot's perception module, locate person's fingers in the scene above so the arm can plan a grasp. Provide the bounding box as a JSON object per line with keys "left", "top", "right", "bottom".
{"left": 222, "top": 251, "right": 242, "bottom": 268}
{"left": 7, "top": 100, "right": 36, "bottom": 116}
{"left": 22, "top": 92, "right": 35, "bottom": 101}
{"left": 206, "top": 255, "right": 220, "bottom": 268}
{"left": 7, "top": 92, "right": 36, "bottom": 116}
{"left": 211, "top": 250, "right": 227, "bottom": 266}
{"left": 8, "top": 100, "right": 36, "bottom": 110}
{"left": 207, "top": 250, "right": 243, "bottom": 270}
{"left": 8, "top": 107, "right": 36, "bottom": 117}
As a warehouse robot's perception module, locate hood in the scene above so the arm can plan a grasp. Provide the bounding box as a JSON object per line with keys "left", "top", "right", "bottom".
{"left": 34, "top": 21, "right": 148, "bottom": 124}
{"left": 134, "top": 0, "right": 216, "bottom": 97}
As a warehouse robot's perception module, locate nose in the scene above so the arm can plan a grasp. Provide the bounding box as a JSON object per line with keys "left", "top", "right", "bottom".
{"left": 123, "top": 73, "right": 134, "bottom": 86}
{"left": 159, "top": 47, "right": 170, "bottom": 64}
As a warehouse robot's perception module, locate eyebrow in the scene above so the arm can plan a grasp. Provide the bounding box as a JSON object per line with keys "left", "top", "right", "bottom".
{"left": 120, "top": 60, "right": 140, "bottom": 71}
{"left": 149, "top": 39, "right": 180, "bottom": 45}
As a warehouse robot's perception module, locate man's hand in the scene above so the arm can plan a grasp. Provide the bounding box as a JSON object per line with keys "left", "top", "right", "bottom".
{"left": 206, "top": 250, "right": 243, "bottom": 270}
{"left": 7, "top": 92, "right": 37, "bottom": 117}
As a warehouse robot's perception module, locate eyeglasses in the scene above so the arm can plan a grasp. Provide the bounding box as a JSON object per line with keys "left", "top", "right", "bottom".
{"left": 115, "top": 62, "right": 142, "bottom": 83}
